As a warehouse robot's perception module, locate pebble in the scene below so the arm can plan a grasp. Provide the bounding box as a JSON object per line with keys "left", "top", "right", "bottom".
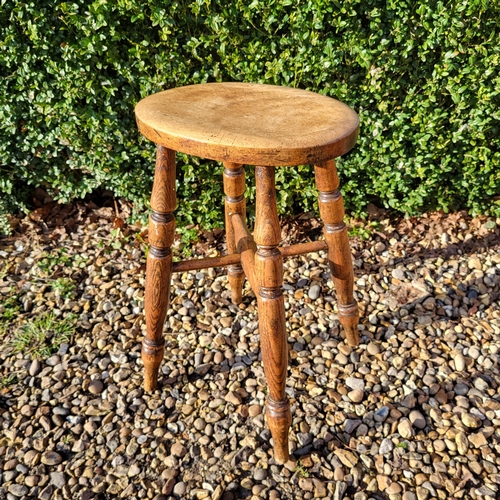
{"left": 253, "top": 468, "right": 267, "bottom": 481}
{"left": 41, "top": 452, "right": 62, "bottom": 466}
{"left": 308, "top": 284, "right": 321, "bottom": 300}
{"left": 409, "top": 410, "right": 426, "bottom": 429}
{"left": 173, "top": 482, "right": 186, "bottom": 496}
{"left": 461, "top": 413, "right": 481, "bottom": 428}
{"left": 346, "top": 377, "right": 365, "bottom": 391}
{"left": 50, "top": 471, "right": 66, "bottom": 488}
{"left": 334, "top": 449, "right": 358, "bottom": 468}
{"left": 29, "top": 359, "right": 42, "bottom": 376}
{"left": 348, "top": 388, "right": 364, "bottom": 403}
{"left": 171, "top": 442, "right": 188, "bottom": 458}
{"left": 398, "top": 419, "right": 413, "bottom": 439}
{"left": 45, "top": 355, "right": 60, "bottom": 366}
{"left": 344, "top": 419, "right": 362, "bottom": 433}
{"left": 88, "top": 379, "right": 104, "bottom": 394}
{"left": 379, "top": 438, "right": 394, "bottom": 455}
{"left": 454, "top": 351, "right": 466, "bottom": 372}
{"left": 374, "top": 406, "right": 390, "bottom": 422}
{"left": 248, "top": 404, "right": 262, "bottom": 417}
{"left": 8, "top": 485, "right": 28, "bottom": 497}
{"left": 366, "top": 343, "right": 380, "bottom": 355}
{"left": 456, "top": 431, "right": 469, "bottom": 455}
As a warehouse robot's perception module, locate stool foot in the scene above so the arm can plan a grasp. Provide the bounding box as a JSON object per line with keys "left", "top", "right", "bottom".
{"left": 267, "top": 397, "right": 292, "bottom": 464}
{"left": 228, "top": 267, "right": 245, "bottom": 304}
{"left": 224, "top": 162, "right": 246, "bottom": 305}
{"left": 142, "top": 337, "right": 165, "bottom": 391}
{"left": 338, "top": 301, "right": 360, "bottom": 347}
{"left": 143, "top": 146, "right": 176, "bottom": 391}
{"left": 314, "top": 160, "right": 359, "bottom": 346}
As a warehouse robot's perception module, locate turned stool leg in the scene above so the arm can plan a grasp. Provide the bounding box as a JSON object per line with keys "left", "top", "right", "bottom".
{"left": 254, "top": 166, "right": 291, "bottom": 464}
{"left": 143, "top": 146, "right": 176, "bottom": 391}
{"left": 223, "top": 162, "right": 246, "bottom": 304}
{"left": 314, "top": 160, "right": 359, "bottom": 346}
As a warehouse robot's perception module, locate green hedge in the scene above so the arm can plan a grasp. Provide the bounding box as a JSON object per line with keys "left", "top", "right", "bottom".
{"left": 1, "top": 0, "right": 500, "bottom": 235}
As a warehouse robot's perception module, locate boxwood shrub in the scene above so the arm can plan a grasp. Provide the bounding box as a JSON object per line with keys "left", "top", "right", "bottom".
{"left": 1, "top": 0, "right": 499, "bottom": 235}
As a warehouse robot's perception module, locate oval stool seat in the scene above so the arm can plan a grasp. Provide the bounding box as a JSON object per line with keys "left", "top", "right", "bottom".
{"left": 135, "top": 82, "right": 359, "bottom": 166}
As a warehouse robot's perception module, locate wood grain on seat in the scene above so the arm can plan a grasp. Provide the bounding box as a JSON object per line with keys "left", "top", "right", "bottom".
{"left": 135, "top": 82, "right": 359, "bottom": 166}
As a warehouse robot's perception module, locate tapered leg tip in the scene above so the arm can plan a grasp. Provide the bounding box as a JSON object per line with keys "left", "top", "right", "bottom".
{"left": 142, "top": 338, "right": 165, "bottom": 392}
{"left": 144, "top": 378, "right": 158, "bottom": 392}
{"left": 228, "top": 269, "right": 245, "bottom": 305}
{"left": 273, "top": 447, "right": 290, "bottom": 464}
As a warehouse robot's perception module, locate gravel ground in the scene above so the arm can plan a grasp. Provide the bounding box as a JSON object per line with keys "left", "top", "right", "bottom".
{"left": 0, "top": 201, "right": 500, "bottom": 500}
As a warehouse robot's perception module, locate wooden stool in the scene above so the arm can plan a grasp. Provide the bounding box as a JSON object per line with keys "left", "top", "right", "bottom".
{"left": 135, "top": 83, "right": 360, "bottom": 464}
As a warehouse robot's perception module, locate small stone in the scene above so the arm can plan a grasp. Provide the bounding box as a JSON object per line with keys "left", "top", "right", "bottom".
{"left": 386, "top": 483, "right": 402, "bottom": 495}
{"left": 344, "top": 419, "right": 362, "bottom": 433}
{"left": 454, "top": 382, "right": 469, "bottom": 395}
{"left": 334, "top": 449, "right": 358, "bottom": 468}
{"left": 8, "top": 485, "right": 28, "bottom": 497}
{"left": 333, "top": 481, "right": 347, "bottom": 500}
{"left": 25, "top": 476, "right": 39, "bottom": 487}
{"left": 335, "top": 353, "right": 348, "bottom": 365}
{"left": 126, "top": 441, "right": 139, "bottom": 456}
{"left": 253, "top": 468, "right": 267, "bottom": 481}
{"left": 241, "top": 478, "right": 253, "bottom": 489}
{"left": 454, "top": 352, "right": 466, "bottom": 372}
{"left": 468, "top": 257, "right": 482, "bottom": 270}
{"left": 392, "top": 268, "right": 405, "bottom": 280}
{"left": 299, "top": 478, "right": 314, "bottom": 491}
{"left": 416, "top": 486, "right": 429, "bottom": 500}
{"left": 348, "top": 388, "right": 364, "bottom": 403}
{"left": 392, "top": 356, "right": 404, "bottom": 369}
{"left": 171, "top": 442, "right": 188, "bottom": 458}
{"left": 50, "top": 472, "right": 66, "bottom": 489}
{"left": 468, "top": 346, "right": 481, "bottom": 359}
{"left": 398, "top": 419, "right": 413, "bottom": 439}
{"left": 409, "top": 410, "right": 426, "bottom": 429}
{"left": 403, "top": 493, "right": 417, "bottom": 500}
{"left": 308, "top": 285, "right": 321, "bottom": 300}
{"left": 41, "top": 451, "right": 63, "bottom": 465}
{"left": 313, "top": 479, "right": 327, "bottom": 498}
{"left": 248, "top": 404, "right": 262, "bottom": 417}
{"left": 72, "top": 439, "right": 87, "bottom": 452}
{"left": 199, "top": 335, "right": 213, "bottom": 347}
{"left": 377, "top": 475, "right": 391, "bottom": 490}
{"left": 345, "top": 377, "right": 365, "bottom": 391}
{"left": 39, "top": 485, "right": 53, "bottom": 500}
{"left": 45, "top": 355, "right": 60, "bottom": 366}
{"left": 474, "top": 378, "right": 489, "bottom": 391}
{"left": 128, "top": 464, "right": 141, "bottom": 477}
{"left": 23, "top": 450, "right": 40, "bottom": 468}
{"left": 379, "top": 438, "right": 394, "bottom": 455}
{"left": 224, "top": 391, "right": 242, "bottom": 405}
{"left": 374, "top": 242, "right": 386, "bottom": 253}
{"left": 461, "top": 412, "right": 481, "bottom": 429}
{"left": 374, "top": 406, "right": 389, "bottom": 422}
{"left": 29, "top": 359, "right": 42, "bottom": 376}
{"left": 434, "top": 440, "right": 446, "bottom": 452}
{"left": 367, "top": 343, "right": 380, "bottom": 355}
{"left": 468, "top": 432, "right": 488, "bottom": 448}
{"left": 88, "top": 379, "right": 104, "bottom": 394}
{"left": 455, "top": 431, "right": 469, "bottom": 455}
{"left": 20, "top": 404, "right": 35, "bottom": 416}
{"left": 173, "top": 482, "right": 186, "bottom": 496}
